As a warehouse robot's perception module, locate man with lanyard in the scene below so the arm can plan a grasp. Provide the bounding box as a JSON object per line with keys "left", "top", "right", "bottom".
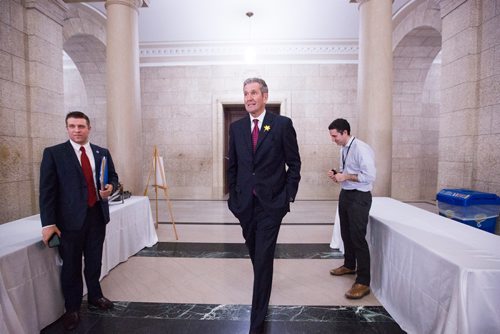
{"left": 327, "top": 118, "right": 376, "bottom": 299}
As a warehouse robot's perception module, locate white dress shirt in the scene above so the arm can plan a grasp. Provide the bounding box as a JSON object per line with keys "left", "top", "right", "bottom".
{"left": 250, "top": 110, "right": 266, "bottom": 131}
{"left": 69, "top": 139, "right": 97, "bottom": 190}
{"left": 339, "top": 136, "right": 376, "bottom": 192}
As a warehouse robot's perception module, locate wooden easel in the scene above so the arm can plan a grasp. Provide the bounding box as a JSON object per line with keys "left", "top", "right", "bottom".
{"left": 143, "top": 146, "right": 178, "bottom": 240}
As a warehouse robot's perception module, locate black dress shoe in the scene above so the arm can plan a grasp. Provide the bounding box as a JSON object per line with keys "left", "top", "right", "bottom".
{"left": 88, "top": 297, "right": 114, "bottom": 310}
{"left": 62, "top": 311, "right": 80, "bottom": 331}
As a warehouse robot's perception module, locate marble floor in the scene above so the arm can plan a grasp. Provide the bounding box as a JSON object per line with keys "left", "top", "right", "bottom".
{"left": 42, "top": 200, "right": 437, "bottom": 333}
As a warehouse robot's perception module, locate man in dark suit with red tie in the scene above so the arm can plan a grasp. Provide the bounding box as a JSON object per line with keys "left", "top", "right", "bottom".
{"left": 40, "top": 111, "right": 119, "bottom": 331}
{"left": 227, "top": 78, "right": 301, "bottom": 334}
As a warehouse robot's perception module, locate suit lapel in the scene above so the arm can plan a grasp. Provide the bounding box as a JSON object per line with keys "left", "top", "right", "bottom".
{"left": 241, "top": 115, "right": 253, "bottom": 155}
{"left": 91, "top": 144, "right": 101, "bottom": 166}
{"left": 64, "top": 141, "right": 84, "bottom": 178}
{"left": 255, "top": 112, "right": 275, "bottom": 152}
{"left": 91, "top": 144, "right": 102, "bottom": 189}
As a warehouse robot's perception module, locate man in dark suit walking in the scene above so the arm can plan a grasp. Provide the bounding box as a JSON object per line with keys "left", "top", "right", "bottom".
{"left": 40, "top": 111, "right": 119, "bottom": 331}
{"left": 227, "top": 78, "right": 301, "bottom": 334}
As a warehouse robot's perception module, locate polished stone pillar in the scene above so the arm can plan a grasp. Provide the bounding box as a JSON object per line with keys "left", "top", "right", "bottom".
{"left": 353, "top": 0, "right": 393, "bottom": 196}
{"left": 105, "top": 0, "right": 143, "bottom": 194}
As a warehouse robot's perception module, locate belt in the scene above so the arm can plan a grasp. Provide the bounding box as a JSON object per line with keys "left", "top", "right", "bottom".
{"left": 341, "top": 189, "right": 370, "bottom": 193}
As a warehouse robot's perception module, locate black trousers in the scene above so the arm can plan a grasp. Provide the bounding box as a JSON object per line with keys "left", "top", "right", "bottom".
{"left": 338, "top": 189, "right": 372, "bottom": 286}
{"left": 58, "top": 204, "right": 106, "bottom": 312}
{"left": 241, "top": 197, "right": 281, "bottom": 331}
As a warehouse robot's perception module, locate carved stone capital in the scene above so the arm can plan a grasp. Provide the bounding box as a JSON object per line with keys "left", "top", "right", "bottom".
{"left": 439, "top": 0, "right": 467, "bottom": 17}
{"left": 25, "top": 0, "right": 68, "bottom": 25}
{"left": 349, "top": 0, "right": 371, "bottom": 4}
{"left": 349, "top": 0, "right": 393, "bottom": 6}
{"left": 105, "top": 0, "right": 143, "bottom": 11}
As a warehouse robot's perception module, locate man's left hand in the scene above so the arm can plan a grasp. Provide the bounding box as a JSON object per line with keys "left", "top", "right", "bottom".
{"left": 99, "top": 184, "right": 114, "bottom": 199}
{"left": 334, "top": 173, "right": 348, "bottom": 182}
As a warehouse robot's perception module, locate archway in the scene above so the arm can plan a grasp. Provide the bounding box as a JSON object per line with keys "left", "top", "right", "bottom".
{"left": 391, "top": 0, "right": 442, "bottom": 201}
{"left": 63, "top": 4, "right": 108, "bottom": 145}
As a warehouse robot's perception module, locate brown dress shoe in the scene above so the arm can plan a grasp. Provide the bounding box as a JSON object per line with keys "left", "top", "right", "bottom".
{"left": 62, "top": 311, "right": 80, "bottom": 331}
{"left": 330, "top": 265, "right": 356, "bottom": 276}
{"left": 88, "top": 297, "right": 114, "bottom": 310}
{"left": 345, "top": 283, "right": 370, "bottom": 299}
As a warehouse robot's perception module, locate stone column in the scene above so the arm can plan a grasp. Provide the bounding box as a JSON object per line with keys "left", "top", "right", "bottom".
{"left": 26, "top": 0, "right": 68, "bottom": 216}
{"left": 437, "top": 0, "right": 481, "bottom": 192}
{"left": 353, "top": 0, "right": 393, "bottom": 196}
{"left": 105, "top": 0, "right": 143, "bottom": 194}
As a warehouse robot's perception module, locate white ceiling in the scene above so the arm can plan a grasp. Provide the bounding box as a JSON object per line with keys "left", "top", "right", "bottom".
{"left": 90, "top": 0, "right": 412, "bottom": 43}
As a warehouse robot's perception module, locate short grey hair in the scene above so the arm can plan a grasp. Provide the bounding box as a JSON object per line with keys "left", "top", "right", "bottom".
{"left": 243, "top": 77, "right": 269, "bottom": 94}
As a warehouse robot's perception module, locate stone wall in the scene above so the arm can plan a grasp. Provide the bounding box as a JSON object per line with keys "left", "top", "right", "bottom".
{"left": 439, "top": 0, "right": 500, "bottom": 195}
{"left": 1, "top": 0, "right": 30, "bottom": 223}
{"left": 140, "top": 64, "right": 358, "bottom": 200}
{"left": 0, "top": 0, "right": 66, "bottom": 223}
{"left": 475, "top": 0, "right": 500, "bottom": 195}
{"left": 391, "top": 0, "right": 442, "bottom": 201}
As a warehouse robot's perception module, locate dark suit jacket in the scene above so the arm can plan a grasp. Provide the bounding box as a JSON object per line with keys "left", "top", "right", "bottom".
{"left": 39, "top": 140, "right": 119, "bottom": 231}
{"left": 227, "top": 112, "right": 301, "bottom": 224}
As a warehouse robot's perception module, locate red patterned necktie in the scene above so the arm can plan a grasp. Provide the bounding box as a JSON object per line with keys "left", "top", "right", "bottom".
{"left": 80, "top": 146, "right": 97, "bottom": 207}
{"left": 252, "top": 119, "right": 259, "bottom": 152}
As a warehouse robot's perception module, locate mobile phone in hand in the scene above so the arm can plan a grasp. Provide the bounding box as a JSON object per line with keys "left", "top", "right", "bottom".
{"left": 48, "top": 233, "right": 60, "bottom": 248}
{"left": 331, "top": 169, "right": 337, "bottom": 175}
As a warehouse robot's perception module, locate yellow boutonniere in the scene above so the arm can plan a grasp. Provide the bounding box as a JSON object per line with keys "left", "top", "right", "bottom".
{"left": 264, "top": 125, "right": 271, "bottom": 132}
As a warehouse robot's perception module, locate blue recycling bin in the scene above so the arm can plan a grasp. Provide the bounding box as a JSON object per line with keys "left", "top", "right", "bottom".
{"left": 436, "top": 189, "right": 500, "bottom": 233}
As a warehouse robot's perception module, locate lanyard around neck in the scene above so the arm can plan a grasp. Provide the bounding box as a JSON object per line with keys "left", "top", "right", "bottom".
{"left": 342, "top": 137, "right": 355, "bottom": 170}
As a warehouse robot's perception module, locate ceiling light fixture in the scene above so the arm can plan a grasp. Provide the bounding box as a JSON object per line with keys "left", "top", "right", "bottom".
{"left": 244, "top": 11, "right": 256, "bottom": 64}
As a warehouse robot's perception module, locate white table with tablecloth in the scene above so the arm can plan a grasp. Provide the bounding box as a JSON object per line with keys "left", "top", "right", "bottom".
{"left": 0, "top": 196, "right": 158, "bottom": 334}
{"left": 367, "top": 197, "right": 500, "bottom": 334}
